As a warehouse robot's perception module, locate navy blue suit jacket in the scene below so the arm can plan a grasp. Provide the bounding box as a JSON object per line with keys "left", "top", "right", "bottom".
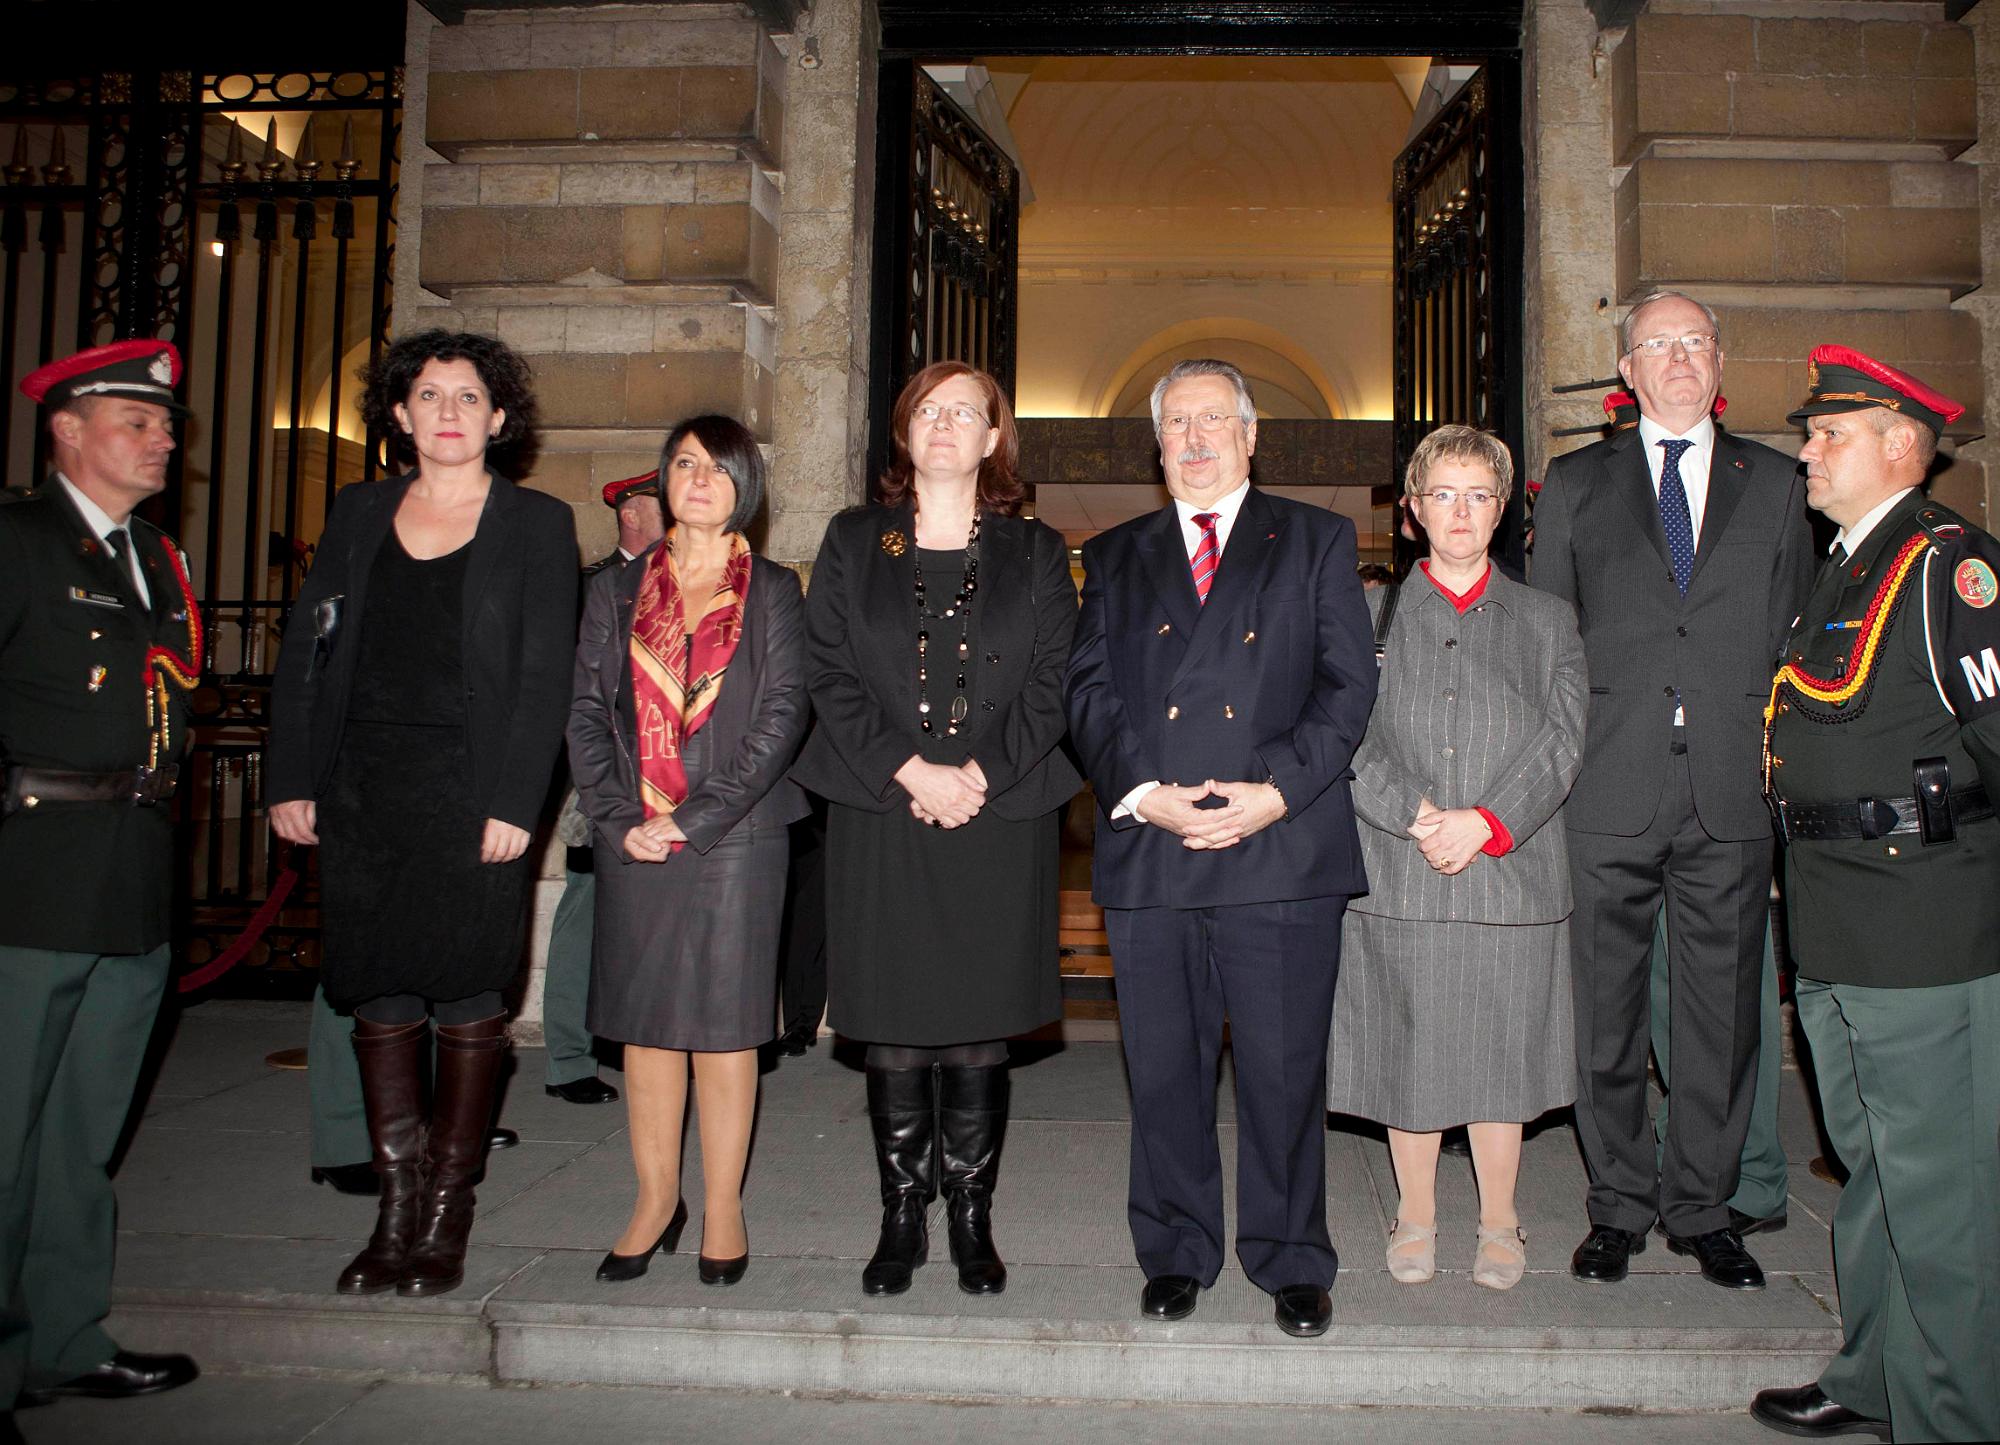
{"left": 1064, "top": 486, "right": 1376, "bottom": 909}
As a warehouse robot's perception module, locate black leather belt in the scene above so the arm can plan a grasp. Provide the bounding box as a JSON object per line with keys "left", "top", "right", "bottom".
{"left": 2, "top": 763, "right": 179, "bottom": 815}
{"left": 1774, "top": 785, "right": 1992, "bottom": 843}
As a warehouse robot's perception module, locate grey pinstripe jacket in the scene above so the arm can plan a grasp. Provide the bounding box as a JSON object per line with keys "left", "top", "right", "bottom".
{"left": 1349, "top": 569, "right": 1587, "bottom": 925}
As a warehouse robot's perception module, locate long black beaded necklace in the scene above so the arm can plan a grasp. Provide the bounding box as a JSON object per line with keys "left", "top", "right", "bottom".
{"left": 914, "top": 508, "right": 981, "bottom": 735}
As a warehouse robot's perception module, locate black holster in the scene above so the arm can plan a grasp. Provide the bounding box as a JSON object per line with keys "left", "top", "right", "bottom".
{"left": 1914, "top": 757, "right": 1954, "bottom": 846}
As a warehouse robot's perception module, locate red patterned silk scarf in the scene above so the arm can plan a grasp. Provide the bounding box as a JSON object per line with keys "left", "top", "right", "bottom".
{"left": 628, "top": 530, "right": 752, "bottom": 839}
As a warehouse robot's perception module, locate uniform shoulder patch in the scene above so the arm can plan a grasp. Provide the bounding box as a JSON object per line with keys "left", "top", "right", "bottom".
{"left": 1954, "top": 557, "right": 1998, "bottom": 608}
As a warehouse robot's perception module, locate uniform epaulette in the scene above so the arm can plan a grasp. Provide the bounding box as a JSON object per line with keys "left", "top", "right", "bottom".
{"left": 1914, "top": 502, "right": 1975, "bottom": 549}
{"left": 582, "top": 554, "right": 619, "bottom": 579}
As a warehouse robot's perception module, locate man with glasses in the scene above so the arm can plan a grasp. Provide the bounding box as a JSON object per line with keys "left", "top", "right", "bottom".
{"left": 1533, "top": 291, "right": 1813, "bottom": 1291}
{"left": 1065, "top": 358, "right": 1375, "bottom": 1337}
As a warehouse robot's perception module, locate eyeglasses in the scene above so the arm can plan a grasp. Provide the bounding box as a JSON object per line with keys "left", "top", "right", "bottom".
{"left": 1626, "top": 333, "right": 1717, "bottom": 357}
{"left": 1419, "top": 488, "right": 1500, "bottom": 509}
{"left": 915, "top": 402, "right": 989, "bottom": 427}
{"left": 1159, "top": 411, "right": 1241, "bottom": 435}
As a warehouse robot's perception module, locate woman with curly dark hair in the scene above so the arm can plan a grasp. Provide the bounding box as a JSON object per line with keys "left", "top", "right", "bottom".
{"left": 268, "top": 329, "right": 577, "bottom": 1298}
{"left": 793, "top": 362, "right": 1081, "bottom": 1299}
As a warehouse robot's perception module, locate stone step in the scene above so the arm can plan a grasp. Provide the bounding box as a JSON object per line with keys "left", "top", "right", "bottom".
{"left": 110, "top": 1252, "right": 1842, "bottom": 1412}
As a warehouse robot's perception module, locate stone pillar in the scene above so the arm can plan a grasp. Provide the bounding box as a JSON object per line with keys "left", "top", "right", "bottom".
{"left": 1961, "top": 0, "right": 2000, "bottom": 517}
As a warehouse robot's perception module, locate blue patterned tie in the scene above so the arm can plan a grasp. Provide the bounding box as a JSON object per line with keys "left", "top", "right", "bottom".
{"left": 1657, "top": 439, "right": 1696, "bottom": 595}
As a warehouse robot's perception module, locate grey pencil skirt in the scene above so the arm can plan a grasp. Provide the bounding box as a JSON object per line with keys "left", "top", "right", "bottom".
{"left": 1326, "top": 912, "right": 1576, "bottom": 1132}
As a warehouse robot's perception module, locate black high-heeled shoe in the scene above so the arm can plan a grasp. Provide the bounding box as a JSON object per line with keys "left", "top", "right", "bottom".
{"left": 595, "top": 1200, "right": 689, "bottom": 1283}
{"left": 697, "top": 1251, "right": 748, "bottom": 1286}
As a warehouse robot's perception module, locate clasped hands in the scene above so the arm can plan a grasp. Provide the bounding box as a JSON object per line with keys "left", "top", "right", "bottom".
{"left": 1136, "top": 779, "right": 1287, "bottom": 850}
{"left": 1408, "top": 796, "right": 1491, "bottom": 876}
{"left": 270, "top": 800, "right": 532, "bottom": 865}
{"left": 623, "top": 812, "right": 687, "bottom": 863}
{"left": 898, "top": 755, "right": 987, "bottom": 829}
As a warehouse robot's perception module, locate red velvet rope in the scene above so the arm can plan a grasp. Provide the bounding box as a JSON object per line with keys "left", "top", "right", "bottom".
{"left": 176, "top": 866, "right": 299, "bottom": 993}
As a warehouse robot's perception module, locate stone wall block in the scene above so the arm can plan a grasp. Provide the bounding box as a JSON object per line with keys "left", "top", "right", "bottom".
{"left": 1610, "top": 26, "right": 1640, "bottom": 167}
{"left": 526, "top": 19, "right": 620, "bottom": 69}
{"left": 1725, "top": 307, "right": 1909, "bottom": 362}
{"left": 1920, "top": 23, "right": 1976, "bottom": 78}
{"left": 521, "top": 451, "right": 592, "bottom": 510}
{"left": 694, "top": 164, "right": 752, "bottom": 205}
{"left": 622, "top": 207, "right": 667, "bottom": 282}
{"left": 1862, "top": 21, "right": 1923, "bottom": 76}
{"left": 478, "top": 164, "right": 561, "bottom": 207}
{"left": 428, "top": 71, "right": 578, "bottom": 148}
{"left": 1638, "top": 206, "right": 1775, "bottom": 286}
{"left": 1754, "top": 18, "right": 1868, "bottom": 77}
{"left": 1890, "top": 162, "right": 1978, "bottom": 209}
{"left": 429, "top": 21, "right": 533, "bottom": 74}
{"left": 1929, "top": 455, "right": 1986, "bottom": 515}
{"left": 1718, "top": 357, "right": 1810, "bottom": 434}
{"left": 1775, "top": 207, "right": 1844, "bottom": 284}
{"left": 558, "top": 163, "right": 698, "bottom": 207}
{"left": 502, "top": 207, "right": 625, "bottom": 285}
{"left": 1732, "top": 75, "right": 1908, "bottom": 141}
{"left": 424, "top": 161, "right": 480, "bottom": 208}
{"left": 565, "top": 308, "right": 658, "bottom": 357}
{"left": 578, "top": 69, "right": 684, "bottom": 140}
{"left": 1905, "top": 307, "right": 1983, "bottom": 363}
{"left": 1627, "top": 72, "right": 1732, "bottom": 154}
{"left": 1636, "top": 13, "right": 1754, "bottom": 73}
{"left": 527, "top": 354, "right": 626, "bottom": 428}
{"left": 495, "top": 306, "right": 567, "bottom": 355}
{"left": 680, "top": 65, "right": 761, "bottom": 140}
{"left": 607, "top": 18, "right": 760, "bottom": 69}
{"left": 1844, "top": 208, "right": 1979, "bottom": 286}
{"left": 651, "top": 305, "right": 747, "bottom": 354}
{"left": 624, "top": 350, "right": 751, "bottom": 429}
{"left": 417, "top": 208, "right": 511, "bottom": 291}
{"left": 1639, "top": 157, "right": 1804, "bottom": 207}
{"left": 756, "top": 35, "right": 787, "bottom": 166}
{"left": 1913, "top": 77, "right": 1979, "bottom": 145}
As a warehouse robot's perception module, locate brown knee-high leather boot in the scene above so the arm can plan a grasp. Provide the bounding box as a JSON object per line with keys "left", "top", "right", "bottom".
{"left": 399, "top": 1014, "right": 507, "bottom": 1297}
{"left": 336, "top": 1017, "right": 429, "bottom": 1294}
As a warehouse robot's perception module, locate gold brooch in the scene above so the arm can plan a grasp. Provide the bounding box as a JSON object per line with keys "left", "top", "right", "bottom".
{"left": 880, "top": 529, "right": 907, "bottom": 558}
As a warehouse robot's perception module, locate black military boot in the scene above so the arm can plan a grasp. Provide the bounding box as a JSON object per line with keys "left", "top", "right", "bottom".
{"left": 939, "top": 1064, "right": 1009, "bottom": 1295}
{"left": 860, "top": 1065, "right": 937, "bottom": 1296}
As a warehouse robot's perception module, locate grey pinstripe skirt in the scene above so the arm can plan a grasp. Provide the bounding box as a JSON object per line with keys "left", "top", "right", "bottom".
{"left": 1326, "top": 913, "right": 1576, "bottom": 1132}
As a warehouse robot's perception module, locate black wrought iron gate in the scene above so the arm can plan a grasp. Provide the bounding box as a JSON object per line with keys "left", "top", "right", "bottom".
{"left": 1, "top": 66, "right": 402, "bottom": 987}
{"left": 1390, "top": 67, "right": 1523, "bottom": 571}
{"left": 868, "top": 63, "right": 1020, "bottom": 481}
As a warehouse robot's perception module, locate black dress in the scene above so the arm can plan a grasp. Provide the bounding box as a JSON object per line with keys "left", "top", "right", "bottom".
{"left": 823, "top": 546, "right": 1061, "bottom": 1045}
{"left": 317, "top": 532, "right": 534, "bottom": 1009}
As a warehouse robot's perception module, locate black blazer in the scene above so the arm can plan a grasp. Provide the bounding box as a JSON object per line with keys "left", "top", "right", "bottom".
{"left": 0, "top": 482, "right": 197, "bottom": 953}
{"left": 566, "top": 548, "right": 810, "bottom": 856}
{"left": 1533, "top": 425, "right": 1812, "bottom": 839}
{"left": 267, "top": 473, "right": 579, "bottom": 830}
{"left": 1064, "top": 487, "right": 1377, "bottom": 910}
{"left": 792, "top": 503, "right": 1082, "bottom": 821}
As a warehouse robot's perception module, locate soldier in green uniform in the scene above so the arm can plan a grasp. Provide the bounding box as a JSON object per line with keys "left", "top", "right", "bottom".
{"left": 1750, "top": 346, "right": 2000, "bottom": 1442}
{"left": 0, "top": 340, "right": 202, "bottom": 1426}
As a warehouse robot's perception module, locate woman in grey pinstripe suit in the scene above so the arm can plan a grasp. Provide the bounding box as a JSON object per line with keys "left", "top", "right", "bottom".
{"left": 1326, "top": 427, "right": 1587, "bottom": 1290}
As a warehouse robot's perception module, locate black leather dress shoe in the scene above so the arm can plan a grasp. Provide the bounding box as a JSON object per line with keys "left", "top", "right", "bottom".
{"left": 596, "top": 1201, "right": 689, "bottom": 1283}
{"left": 488, "top": 1127, "right": 519, "bottom": 1150}
{"left": 38, "top": 1350, "right": 199, "bottom": 1399}
{"left": 310, "top": 1162, "right": 379, "bottom": 1195}
{"left": 1570, "top": 1224, "right": 1646, "bottom": 1283}
{"left": 1750, "top": 1382, "right": 1888, "bottom": 1437}
{"left": 1730, "top": 1207, "right": 1788, "bottom": 1237}
{"left": 545, "top": 1077, "right": 619, "bottom": 1105}
{"left": 1139, "top": 1274, "right": 1200, "bottom": 1320}
{"left": 1667, "top": 1227, "right": 1765, "bottom": 1289}
{"left": 775, "top": 1026, "right": 815, "bottom": 1058}
{"left": 1272, "top": 1283, "right": 1333, "bottom": 1338}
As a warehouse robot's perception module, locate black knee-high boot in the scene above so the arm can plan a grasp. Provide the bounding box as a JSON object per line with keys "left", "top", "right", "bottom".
{"left": 336, "top": 1017, "right": 428, "bottom": 1294}
{"left": 939, "top": 1064, "right": 1009, "bottom": 1295}
{"left": 861, "top": 1065, "right": 937, "bottom": 1296}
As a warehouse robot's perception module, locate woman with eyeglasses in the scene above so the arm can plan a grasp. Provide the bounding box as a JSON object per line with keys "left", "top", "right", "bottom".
{"left": 1324, "top": 425, "right": 1587, "bottom": 1291}
{"left": 793, "top": 361, "right": 1081, "bottom": 1299}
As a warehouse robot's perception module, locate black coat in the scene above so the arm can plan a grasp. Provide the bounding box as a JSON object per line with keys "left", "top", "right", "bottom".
{"left": 1064, "top": 487, "right": 1377, "bottom": 910}
{"left": 566, "top": 548, "right": 811, "bottom": 857}
{"left": 0, "top": 482, "right": 197, "bottom": 953}
{"left": 267, "top": 473, "right": 578, "bottom": 830}
{"left": 791, "top": 503, "right": 1082, "bottom": 821}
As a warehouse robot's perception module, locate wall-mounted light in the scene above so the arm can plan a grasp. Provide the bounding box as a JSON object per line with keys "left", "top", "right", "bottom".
{"left": 209, "top": 240, "right": 227, "bottom": 257}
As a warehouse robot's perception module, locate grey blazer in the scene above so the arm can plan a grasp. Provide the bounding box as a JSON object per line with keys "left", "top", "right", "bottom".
{"left": 1349, "top": 569, "right": 1587, "bottom": 925}
{"left": 566, "top": 547, "right": 811, "bottom": 858}
{"left": 1532, "top": 426, "right": 1812, "bottom": 839}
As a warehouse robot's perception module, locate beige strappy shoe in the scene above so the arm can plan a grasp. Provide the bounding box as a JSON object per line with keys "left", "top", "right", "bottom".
{"left": 1386, "top": 1219, "right": 1437, "bottom": 1284}
{"left": 1473, "top": 1225, "right": 1527, "bottom": 1290}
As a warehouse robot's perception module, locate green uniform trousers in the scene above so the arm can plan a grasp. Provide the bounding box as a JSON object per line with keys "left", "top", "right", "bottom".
{"left": 1650, "top": 911, "right": 1789, "bottom": 1220}
{"left": 307, "top": 985, "right": 368, "bottom": 1170}
{"left": 0, "top": 943, "right": 169, "bottom": 1405}
{"left": 541, "top": 866, "right": 599, "bottom": 1087}
{"left": 1796, "top": 972, "right": 2000, "bottom": 1443}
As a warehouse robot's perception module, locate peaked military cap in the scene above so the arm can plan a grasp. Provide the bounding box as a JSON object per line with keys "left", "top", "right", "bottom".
{"left": 1788, "top": 344, "right": 1965, "bottom": 436}
{"left": 602, "top": 469, "right": 660, "bottom": 508}
{"left": 20, "top": 338, "right": 192, "bottom": 417}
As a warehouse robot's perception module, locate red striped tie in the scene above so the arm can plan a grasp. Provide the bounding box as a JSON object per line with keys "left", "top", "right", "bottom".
{"left": 1190, "top": 511, "right": 1220, "bottom": 605}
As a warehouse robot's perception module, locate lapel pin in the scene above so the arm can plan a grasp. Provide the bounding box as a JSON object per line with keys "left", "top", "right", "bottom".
{"left": 87, "top": 665, "right": 107, "bottom": 692}
{"left": 1732, "top": 458, "right": 1746, "bottom": 470}
{"left": 1851, "top": 564, "right": 1867, "bottom": 580}
{"left": 89, "top": 629, "right": 102, "bottom": 641}
{"left": 1158, "top": 623, "right": 1172, "bottom": 635}
{"left": 79, "top": 537, "right": 99, "bottom": 558}
{"left": 880, "top": 529, "right": 907, "bottom": 558}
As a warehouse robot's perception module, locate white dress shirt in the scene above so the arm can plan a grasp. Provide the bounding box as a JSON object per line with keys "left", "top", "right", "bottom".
{"left": 1115, "top": 478, "right": 1254, "bottom": 821}
{"left": 58, "top": 473, "right": 149, "bottom": 608}
{"left": 1636, "top": 412, "right": 1715, "bottom": 545}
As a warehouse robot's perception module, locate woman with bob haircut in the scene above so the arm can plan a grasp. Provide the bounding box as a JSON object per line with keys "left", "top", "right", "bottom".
{"left": 1325, "top": 424, "right": 1586, "bottom": 1291}
{"left": 567, "top": 414, "right": 809, "bottom": 1288}
{"left": 794, "top": 361, "right": 1081, "bottom": 1299}
{"left": 269, "top": 329, "right": 577, "bottom": 1298}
